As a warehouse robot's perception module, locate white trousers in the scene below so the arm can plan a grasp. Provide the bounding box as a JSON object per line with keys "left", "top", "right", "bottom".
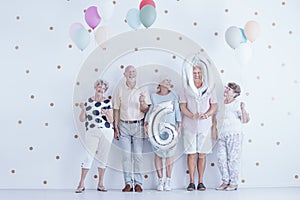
{"left": 81, "top": 128, "right": 114, "bottom": 169}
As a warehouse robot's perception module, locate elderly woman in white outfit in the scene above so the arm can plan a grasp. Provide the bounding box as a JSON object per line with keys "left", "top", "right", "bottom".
{"left": 215, "top": 82, "right": 250, "bottom": 191}
{"left": 75, "top": 79, "right": 114, "bottom": 193}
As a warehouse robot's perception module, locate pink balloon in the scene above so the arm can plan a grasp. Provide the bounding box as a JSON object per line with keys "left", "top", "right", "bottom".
{"left": 244, "top": 20, "right": 260, "bottom": 42}
{"left": 139, "top": 0, "right": 156, "bottom": 10}
{"left": 85, "top": 6, "right": 101, "bottom": 29}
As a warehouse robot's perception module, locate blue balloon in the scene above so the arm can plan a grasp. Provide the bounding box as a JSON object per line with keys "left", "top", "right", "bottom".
{"left": 73, "top": 27, "right": 90, "bottom": 51}
{"left": 139, "top": 5, "right": 156, "bottom": 28}
{"left": 159, "top": 131, "right": 169, "bottom": 140}
{"left": 240, "top": 28, "right": 247, "bottom": 43}
{"left": 126, "top": 8, "right": 141, "bottom": 30}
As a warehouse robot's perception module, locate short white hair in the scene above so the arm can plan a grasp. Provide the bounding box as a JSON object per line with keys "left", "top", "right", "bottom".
{"left": 94, "top": 79, "right": 109, "bottom": 91}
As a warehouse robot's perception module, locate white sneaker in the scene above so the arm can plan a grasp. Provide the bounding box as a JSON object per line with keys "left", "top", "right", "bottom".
{"left": 164, "top": 178, "right": 171, "bottom": 191}
{"left": 157, "top": 179, "right": 164, "bottom": 191}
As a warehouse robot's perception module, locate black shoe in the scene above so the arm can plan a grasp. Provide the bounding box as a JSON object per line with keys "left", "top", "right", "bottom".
{"left": 187, "top": 183, "right": 196, "bottom": 191}
{"left": 197, "top": 183, "right": 206, "bottom": 191}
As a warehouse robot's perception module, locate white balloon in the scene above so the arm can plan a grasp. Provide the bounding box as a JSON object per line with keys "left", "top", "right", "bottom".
{"left": 99, "top": 0, "right": 114, "bottom": 21}
{"left": 225, "top": 26, "right": 243, "bottom": 49}
{"left": 94, "top": 26, "right": 108, "bottom": 45}
{"left": 234, "top": 43, "right": 252, "bottom": 65}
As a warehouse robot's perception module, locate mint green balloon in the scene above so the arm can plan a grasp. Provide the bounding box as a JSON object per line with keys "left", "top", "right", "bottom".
{"left": 139, "top": 5, "right": 156, "bottom": 28}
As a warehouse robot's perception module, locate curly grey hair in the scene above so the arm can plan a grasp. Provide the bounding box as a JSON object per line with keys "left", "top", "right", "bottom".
{"left": 94, "top": 79, "right": 109, "bottom": 92}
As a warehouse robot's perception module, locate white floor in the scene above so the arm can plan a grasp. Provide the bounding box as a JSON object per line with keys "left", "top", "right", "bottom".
{"left": 0, "top": 188, "right": 299, "bottom": 200}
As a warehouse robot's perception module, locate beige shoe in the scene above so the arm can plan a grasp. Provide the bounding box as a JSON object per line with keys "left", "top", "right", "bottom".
{"left": 216, "top": 183, "right": 229, "bottom": 190}
{"left": 75, "top": 186, "right": 85, "bottom": 193}
{"left": 225, "top": 184, "right": 238, "bottom": 191}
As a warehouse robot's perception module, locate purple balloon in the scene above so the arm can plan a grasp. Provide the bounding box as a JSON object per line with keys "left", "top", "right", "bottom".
{"left": 85, "top": 6, "right": 101, "bottom": 29}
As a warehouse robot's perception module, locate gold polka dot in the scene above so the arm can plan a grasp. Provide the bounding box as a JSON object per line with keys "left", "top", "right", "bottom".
{"left": 276, "top": 141, "right": 280, "bottom": 146}
{"left": 144, "top": 175, "right": 148, "bottom": 179}
{"left": 120, "top": 65, "right": 124, "bottom": 69}
{"left": 56, "top": 155, "right": 60, "bottom": 160}
{"left": 57, "top": 65, "right": 61, "bottom": 70}
{"left": 255, "top": 162, "right": 260, "bottom": 166}
{"left": 254, "top": 11, "right": 258, "bottom": 15}
{"left": 248, "top": 139, "right": 252, "bottom": 143}
{"left": 295, "top": 175, "right": 299, "bottom": 179}
{"left": 83, "top": 9, "right": 86, "bottom": 13}
{"left": 94, "top": 175, "right": 98, "bottom": 179}
{"left": 95, "top": 150, "right": 99, "bottom": 154}
{"left": 30, "top": 95, "right": 35, "bottom": 99}
{"left": 282, "top": 1, "right": 286, "bottom": 6}
{"left": 74, "top": 134, "right": 79, "bottom": 139}
{"left": 220, "top": 69, "right": 224, "bottom": 73}
{"left": 88, "top": 29, "right": 92, "bottom": 33}
{"left": 76, "top": 82, "right": 80, "bottom": 86}
{"left": 18, "top": 120, "right": 22, "bottom": 124}
{"left": 172, "top": 55, "right": 176, "bottom": 59}
{"left": 45, "top": 122, "right": 48, "bottom": 126}
{"left": 272, "top": 22, "right": 276, "bottom": 27}
{"left": 29, "top": 146, "right": 33, "bottom": 151}
{"left": 260, "top": 123, "right": 264, "bottom": 126}
{"left": 68, "top": 44, "right": 72, "bottom": 48}
{"left": 113, "top": 1, "right": 116, "bottom": 5}
{"left": 193, "top": 22, "right": 197, "bottom": 26}
{"left": 134, "top": 48, "right": 138, "bottom": 51}
{"left": 289, "top": 30, "right": 293, "bottom": 35}
{"left": 108, "top": 96, "right": 112, "bottom": 99}
{"left": 16, "top": 16, "right": 20, "bottom": 20}
{"left": 124, "top": 19, "right": 127, "bottom": 23}
{"left": 210, "top": 163, "right": 215, "bottom": 167}
{"left": 156, "top": 37, "right": 160, "bottom": 40}
{"left": 26, "top": 69, "right": 30, "bottom": 74}
{"left": 11, "top": 169, "right": 16, "bottom": 174}
{"left": 164, "top": 10, "right": 168, "bottom": 14}
{"left": 200, "top": 48, "right": 204, "bottom": 52}
{"left": 50, "top": 102, "right": 54, "bottom": 107}
{"left": 186, "top": 170, "right": 189, "bottom": 174}
{"left": 43, "top": 180, "right": 48, "bottom": 184}
{"left": 154, "top": 69, "right": 159, "bottom": 73}
{"left": 225, "top": 9, "right": 229, "bottom": 13}
{"left": 179, "top": 36, "right": 183, "bottom": 40}
{"left": 49, "top": 26, "right": 54, "bottom": 30}
{"left": 241, "top": 179, "right": 245, "bottom": 183}
{"left": 268, "top": 45, "right": 272, "bottom": 49}
{"left": 75, "top": 103, "right": 79, "bottom": 107}
{"left": 214, "top": 32, "right": 218, "bottom": 36}
{"left": 15, "top": 45, "right": 19, "bottom": 50}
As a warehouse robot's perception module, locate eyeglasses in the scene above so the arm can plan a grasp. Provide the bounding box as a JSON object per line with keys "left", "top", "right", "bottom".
{"left": 193, "top": 72, "right": 202, "bottom": 75}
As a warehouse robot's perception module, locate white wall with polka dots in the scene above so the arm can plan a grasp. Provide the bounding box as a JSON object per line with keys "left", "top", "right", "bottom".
{"left": 0, "top": 0, "right": 299, "bottom": 189}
